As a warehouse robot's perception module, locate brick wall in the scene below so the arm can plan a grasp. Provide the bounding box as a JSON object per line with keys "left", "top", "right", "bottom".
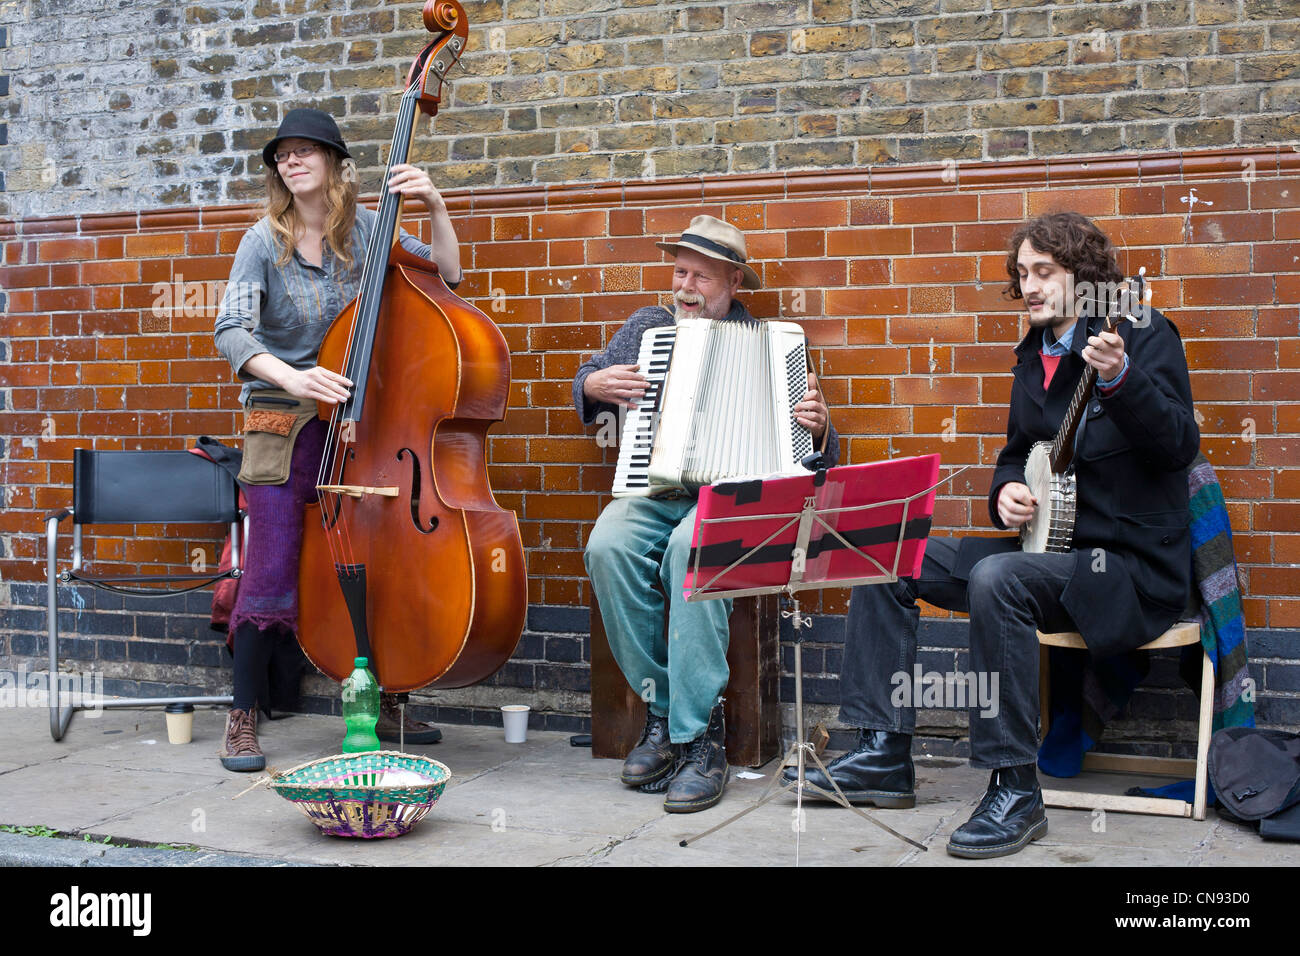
{"left": 2, "top": 145, "right": 1297, "bottom": 747}
{"left": 2, "top": 1, "right": 1299, "bottom": 218}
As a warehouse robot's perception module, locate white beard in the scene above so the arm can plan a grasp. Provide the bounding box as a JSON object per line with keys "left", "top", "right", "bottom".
{"left": 672, "top": 291, "right": 724, "bottom": 322}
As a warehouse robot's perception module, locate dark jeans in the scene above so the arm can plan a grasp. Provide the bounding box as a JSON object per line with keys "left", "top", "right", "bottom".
{"left": 840, "top": 537, "right": 1077, "bottom": 769}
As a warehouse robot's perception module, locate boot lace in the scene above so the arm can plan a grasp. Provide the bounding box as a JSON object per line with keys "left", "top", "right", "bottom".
{"left": 637, "top": 712, "right": 667, "bottom": 746}
{"left": 683, "top": 708, "right": 723, "bottom": 767}
{"left": 974, "top": 770, "right": 1018, "bottom": 816}
{"left": 226, "top": 709, "right": 261, "bottom": 756}
{"left": 683, "top": 734, "right": 710, "bottom": 767}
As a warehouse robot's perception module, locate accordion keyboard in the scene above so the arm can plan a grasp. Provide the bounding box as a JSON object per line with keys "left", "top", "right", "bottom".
{"left": 611, "top": 318, "right": 814, "bottom": 497}
{"left": 611, "top": 324, "right": 677, "bottom": 496}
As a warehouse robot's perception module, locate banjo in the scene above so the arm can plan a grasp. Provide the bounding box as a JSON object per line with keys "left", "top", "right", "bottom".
{"left": 1020, "top": 272, "right": 1148, "bottom": 554}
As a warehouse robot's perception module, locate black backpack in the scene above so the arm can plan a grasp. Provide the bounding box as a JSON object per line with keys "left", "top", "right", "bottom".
{"left": 1210, "top": 727, "right": 1300, "bottom": 842}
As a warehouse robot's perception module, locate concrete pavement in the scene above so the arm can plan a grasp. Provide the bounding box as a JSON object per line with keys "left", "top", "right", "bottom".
{"left": 0, "top": 703, "right": 1292, "bottom": 867}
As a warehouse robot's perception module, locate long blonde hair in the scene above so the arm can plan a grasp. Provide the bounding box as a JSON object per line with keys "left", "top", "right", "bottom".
{"left": 264, "top": 149, "right": 359, "bottom": 269}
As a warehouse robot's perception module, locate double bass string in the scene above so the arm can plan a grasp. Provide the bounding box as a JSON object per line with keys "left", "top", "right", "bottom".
{"left": 316, "top": 82, "right": 423, "bottom": 573}
{"left": 321, "top": 84, "right": 418, "bottom": 569}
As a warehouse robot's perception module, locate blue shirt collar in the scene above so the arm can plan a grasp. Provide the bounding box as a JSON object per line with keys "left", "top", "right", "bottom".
{"left": 1041, "top": 322, "right": 1075, "bottom": 357}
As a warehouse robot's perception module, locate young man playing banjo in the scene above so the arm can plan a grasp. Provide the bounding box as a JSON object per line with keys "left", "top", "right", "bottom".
{"left": 788, "top": 211, "right": 1200, "bottom": 858}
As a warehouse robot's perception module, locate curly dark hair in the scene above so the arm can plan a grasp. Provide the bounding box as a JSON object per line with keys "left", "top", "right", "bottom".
{"left": 1004, "top": 212, "right": 1123, "bottom": 318}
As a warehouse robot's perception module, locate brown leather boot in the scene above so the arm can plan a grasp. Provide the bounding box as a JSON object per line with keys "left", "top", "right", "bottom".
{"left": 220, "top": 708, "right": 265, "bottom": 772}
{"left": 376, "top": 694, "right": 442, "bottom": 745}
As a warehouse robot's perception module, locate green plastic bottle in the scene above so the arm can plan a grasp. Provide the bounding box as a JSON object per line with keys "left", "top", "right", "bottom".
{"left": 341, "top": 656, "right": 381, "bottom": 753}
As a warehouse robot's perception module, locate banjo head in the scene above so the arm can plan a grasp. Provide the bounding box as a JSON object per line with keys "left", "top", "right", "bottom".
{"left": 1019, "top": 441, "right": 1077, "bottom": 554}
{"left": 1019, "top": 442, "right": 1053, "bottom": 553}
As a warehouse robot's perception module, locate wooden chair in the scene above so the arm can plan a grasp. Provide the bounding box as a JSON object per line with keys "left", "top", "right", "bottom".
{"left": 589, "top": 593, "right": 780, "bottom": 767}
{"left": 1037, "top": 620, "right": 1212, "bottom": 820}
{"left": 44, "top": 449, "right": 242, "bottom": 740}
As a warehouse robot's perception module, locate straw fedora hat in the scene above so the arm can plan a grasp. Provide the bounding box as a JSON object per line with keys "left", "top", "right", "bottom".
{"left": 655, "top": 215, "right": 761, "bottom": 289}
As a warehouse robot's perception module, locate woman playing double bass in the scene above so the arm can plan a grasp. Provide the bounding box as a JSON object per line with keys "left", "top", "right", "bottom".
{"left": 213, "top": 108, "right": 459, "bottom": 771}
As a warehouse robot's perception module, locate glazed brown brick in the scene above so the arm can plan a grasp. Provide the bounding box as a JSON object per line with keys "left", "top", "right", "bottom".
{"left": 0, "top": 147, "right": 1295, "bottom": 630}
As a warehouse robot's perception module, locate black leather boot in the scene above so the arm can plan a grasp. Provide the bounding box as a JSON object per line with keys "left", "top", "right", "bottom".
{"left": 780, "top": 729, "right": 915, "bottom": 808}
{"left": 946, "top": 763, "right": 1047, "bottom": 859}
{"left": 663, "top": 704, "right": 728, "bottom": 813}
{"left": 620, "top": 712, "right": 680, "bottom": 787}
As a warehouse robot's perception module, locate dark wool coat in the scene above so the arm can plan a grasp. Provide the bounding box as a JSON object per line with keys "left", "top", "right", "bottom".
{"left": 955, "top": 306, "right": 1201, "bottom": 659}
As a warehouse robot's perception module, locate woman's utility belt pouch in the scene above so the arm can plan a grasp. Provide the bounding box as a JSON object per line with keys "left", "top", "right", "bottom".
{"left": 237, "top": 389, "right": 319, "bottom": 486}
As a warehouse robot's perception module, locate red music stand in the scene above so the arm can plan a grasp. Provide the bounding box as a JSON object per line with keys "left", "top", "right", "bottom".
{"left": 678, "top": 454, "right": 958, "bottom": 859}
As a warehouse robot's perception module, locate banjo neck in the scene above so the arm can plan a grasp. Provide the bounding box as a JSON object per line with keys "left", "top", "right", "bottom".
{"left": 1046, "top": 357, "right": 1099, "bottom": 473}
{"left": 1044, "top": 273, "right": 1147, "bottom": 475}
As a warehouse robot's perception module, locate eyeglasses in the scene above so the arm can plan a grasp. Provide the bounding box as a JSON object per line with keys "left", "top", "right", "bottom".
{"left": 273, "top": 143, "right": 320, "bottom": 164}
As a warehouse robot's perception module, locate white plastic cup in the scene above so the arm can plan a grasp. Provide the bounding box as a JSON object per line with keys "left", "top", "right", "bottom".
{"left": 501, "top": 704, "right": 530, "bottom": 743}
{"left": 165, "top": 703, "right": 194, "bottom": 745}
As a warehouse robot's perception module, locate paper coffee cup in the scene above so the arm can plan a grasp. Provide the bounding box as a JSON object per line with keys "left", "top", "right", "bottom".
{"left": 501, "top": 704, "right": 530, "bottom": 743}
{"left": 165, "top": 703, "right": 195, "bottom": 745}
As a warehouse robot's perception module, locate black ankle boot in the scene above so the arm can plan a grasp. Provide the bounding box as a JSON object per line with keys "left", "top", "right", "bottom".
{"left": 663, "top": 704, "right": 728, "bottom": 813}
{"left": 781, "top": 729, "right": 915, "bottom": 808}
{"left": 946, "top": 763, "right": 1047, "bottom": 859}
{"left": 620, "top": 712, "right": 680, "bottom": 787}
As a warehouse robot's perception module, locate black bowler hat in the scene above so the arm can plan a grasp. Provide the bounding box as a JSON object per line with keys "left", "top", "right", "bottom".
{"left": 262, "top": 108, "right": 351, "bottom": 168}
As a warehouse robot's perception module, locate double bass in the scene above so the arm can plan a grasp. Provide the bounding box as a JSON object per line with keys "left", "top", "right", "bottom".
{"left": 297, "top": 1, "right": 527, "bottom": 692}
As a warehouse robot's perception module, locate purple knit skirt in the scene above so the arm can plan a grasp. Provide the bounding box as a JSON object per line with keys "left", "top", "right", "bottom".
{"left": 230, "top": 418, "right": 328, "bottom": 636}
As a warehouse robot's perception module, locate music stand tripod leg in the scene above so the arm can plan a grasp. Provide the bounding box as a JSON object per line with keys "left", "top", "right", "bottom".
{"left": 681, "top": 599, "right": 926, "bottom": 853}
{"left": 680, "top": 605, "right": 814, "bottom": 848}
{"left": 798, "top": 745, "right": 927, "bottom": 851}
{"left": 677, "top": 756, "right": 805, "bottom": 847}
{"left": 779, "top": 613, "right": 925, "bottom": 852}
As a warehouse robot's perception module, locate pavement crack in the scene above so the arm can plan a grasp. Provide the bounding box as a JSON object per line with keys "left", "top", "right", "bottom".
{"left": 541, "top": 814, "right": 663, "bottom": 866}
{"left": 67, "top": 760, "right": 226, "bottom": 778}
{"left": 896, "top": 815, "right": 946, "bottom": 865}
{"left": 540, "top": 837, "right": 619, "bottom": 866}
{"left": 0, "top": 752, "right": 72, "bottom": 776}
{"left": 82, "top": 778, "right": 226, "bottom": 831}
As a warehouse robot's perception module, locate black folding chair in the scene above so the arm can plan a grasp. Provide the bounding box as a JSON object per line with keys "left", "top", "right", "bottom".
{"left": 44, "top": 449, "right": 243, "bottom": 740}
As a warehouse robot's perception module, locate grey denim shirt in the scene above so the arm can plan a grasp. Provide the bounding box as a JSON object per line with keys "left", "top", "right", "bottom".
{"left": 213, "top": 206, "right": 438, "bottom": 404}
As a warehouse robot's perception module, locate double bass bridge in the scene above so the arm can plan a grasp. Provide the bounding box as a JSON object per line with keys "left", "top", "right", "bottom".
{"left": 317, "top": 484, "right": 400, "bottom": 498}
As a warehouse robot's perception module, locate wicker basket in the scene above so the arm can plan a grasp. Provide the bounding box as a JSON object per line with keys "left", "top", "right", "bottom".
{"left": 270, "top": 751, "right": 451, "bottom": 839}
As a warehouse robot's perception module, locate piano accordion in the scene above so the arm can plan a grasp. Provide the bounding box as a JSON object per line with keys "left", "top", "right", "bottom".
{"left": 611, "top": 317, "right": 816, "bottom": 497}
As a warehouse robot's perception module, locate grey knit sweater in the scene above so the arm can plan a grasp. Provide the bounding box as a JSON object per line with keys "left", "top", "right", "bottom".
{"left": 571, "top": 300, "right": 840, "bottom": 467}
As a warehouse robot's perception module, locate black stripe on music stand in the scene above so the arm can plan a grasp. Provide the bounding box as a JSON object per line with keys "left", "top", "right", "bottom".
{"left": 688, "top": 515, "right": 933, "bottom": 570}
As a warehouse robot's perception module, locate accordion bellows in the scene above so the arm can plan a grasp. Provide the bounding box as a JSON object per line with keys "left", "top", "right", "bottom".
{"left": 613, "top": 318, "right": 815, "bottom": 497}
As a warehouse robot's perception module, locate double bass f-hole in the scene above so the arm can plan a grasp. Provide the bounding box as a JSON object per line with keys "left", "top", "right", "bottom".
{"left": 397, "top": 447, "right": 438, "bottom": 534}
{"left": 317, "top": 446, "right": 437, "bottom": 535}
